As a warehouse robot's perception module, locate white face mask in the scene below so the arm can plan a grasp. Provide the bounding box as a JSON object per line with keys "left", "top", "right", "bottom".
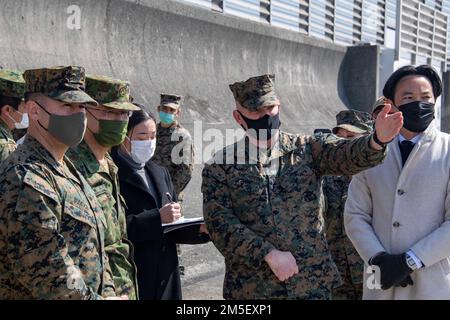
{"left": 8, "top": 112, "right": 29, "bottom": 130}
{"left": 129, "top": 139, "right": 156, "bottom": 165}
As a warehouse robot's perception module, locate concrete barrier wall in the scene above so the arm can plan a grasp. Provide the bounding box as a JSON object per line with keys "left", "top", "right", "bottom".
{"left": 0, "top": 0, "right": 381, "bottom": 291}
{"left": 341, "top": 45, "right": 380, "bottom": 113}
{"left": 0, "top": 0, "right": 373, "bottom": 133}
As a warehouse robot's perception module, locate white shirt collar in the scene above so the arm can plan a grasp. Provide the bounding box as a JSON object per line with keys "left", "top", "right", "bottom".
{"left": 398, "top": 133, "right": 422, "bottom": 144}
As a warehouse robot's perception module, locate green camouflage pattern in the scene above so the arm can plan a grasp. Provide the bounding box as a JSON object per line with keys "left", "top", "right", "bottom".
{"left": 67, "top": 141, "right": 138, "bottom": 299}
{"left": 229, "top": 74, "right": 280, "bottom": 111}
{"left": 23, "top": 66, "right": 97, "bottom": 105}
{"left": 160, "top": 93, "right": 182, "bottom": 109}
{"left": 0, "top": 119, "right": 16, "bottom": 163}
{"left": 86, "top": 75, "right": 139, "bottom": 111}
{"left": 202, "top": 131, "right": 386, "bottom": 299}
{"left": 0, "top": 136, "right": 116, "bottom": 299}
{"left": 0, "top": 69, "right": 25, "bottom": 99}
{"left": 322, "top": 175, "right": 364, "bottom": 300}
{"left": 332, "top": 110, "right": 373, "bottom": 134}
{"left": 372, "top": 96, "right": 387, "bottom": 114}
{"left": 153, "top": 122, "right": 194, "bottom": 199}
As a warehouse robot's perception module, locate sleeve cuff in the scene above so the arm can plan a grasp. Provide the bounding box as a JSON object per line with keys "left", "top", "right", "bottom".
{"left": 407, "top": 250, "right": 424, "bottom": 269}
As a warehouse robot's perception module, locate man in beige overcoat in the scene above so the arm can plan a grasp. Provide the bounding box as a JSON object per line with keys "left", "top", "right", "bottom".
{"left": 345, "top": 64, "right": 450, "bottom": 300}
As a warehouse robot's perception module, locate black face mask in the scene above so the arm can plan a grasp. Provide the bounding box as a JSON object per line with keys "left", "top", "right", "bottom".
{"left": 398, "top": 101, "right": 435, "bottom": 133}
{"left": 237, "top": 110, "right": 281, "bottom": 141}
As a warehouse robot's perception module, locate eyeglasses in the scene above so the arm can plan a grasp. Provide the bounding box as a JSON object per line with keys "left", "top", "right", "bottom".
{"left": 87, "top": 108, "right": 132, "bottom": 120}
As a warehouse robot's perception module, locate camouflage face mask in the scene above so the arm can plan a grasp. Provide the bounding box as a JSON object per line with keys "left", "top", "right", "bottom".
{"left": 94, "top": 119, "right": 128, "bottom": 148}
{"left": 86, "top": 109, "right": 128, "bottom": 147}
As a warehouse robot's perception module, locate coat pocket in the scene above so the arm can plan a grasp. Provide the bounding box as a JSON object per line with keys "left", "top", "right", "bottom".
{"left": 63, "top": 202, "right": 97, "bottom": 229}
{"left": 82, "top": 186, "right": 108, "bottom": 230}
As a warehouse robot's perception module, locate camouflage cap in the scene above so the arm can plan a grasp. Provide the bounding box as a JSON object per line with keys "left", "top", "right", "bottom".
{"left": 23, "top": 66, "right": 97, "bottom": 106}
{"left": 229, "top": 74, "right": 280, "bottom": 112}
{"left": 0, "top": 69, "right": 25, "bottom": 99}
{"left": 332, "top": 109, "right": 373, "bottom": 134}
{"left": 160, "top": 93, "right": 182, "bottom": 110}
{"left": 86, "top": 75, "right": 139, "bottom": 111}
{"left": 372, "top": 96, "right": 387, "bottom": 113}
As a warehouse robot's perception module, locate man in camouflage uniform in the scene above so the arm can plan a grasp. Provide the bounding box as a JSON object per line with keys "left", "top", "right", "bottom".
{"left": 66, "top": 75, "right": 139, "bottom": 299}
{"left": 202, "top": 74, "right": 403, "bottom": 299}
{"left": 0, "top": 66, "right": 122, "bottom": 300}
{"left": 322, "top": 110, "right": 373, "bottom": 300}
{"left": 0, "top": 70, "right": 27, "bottom": 162}
{"left": 152, "top": 94, "right": 195, "bottom": 274}
{"left": 153, "top": 93, "right": 194, "bottom": 201}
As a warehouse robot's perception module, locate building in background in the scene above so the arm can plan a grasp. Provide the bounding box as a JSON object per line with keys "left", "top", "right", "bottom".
{"left": 177, "top": 0, "right": 450, "bottom": 129}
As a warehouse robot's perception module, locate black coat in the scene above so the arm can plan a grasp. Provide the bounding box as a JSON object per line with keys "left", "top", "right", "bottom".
{"left": 111, "top": 149, "right": 208, "bottom": 300}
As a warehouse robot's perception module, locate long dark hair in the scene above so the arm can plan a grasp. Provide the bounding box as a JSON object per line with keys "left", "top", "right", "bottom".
{"left": 127, "top": 103, "right": 156, "bottom": 134}
{"left": 112, "top": 103, "right": 156, "bottom": 155}
{"left": 0, "top": 95, "right": 21, "bottom": 110}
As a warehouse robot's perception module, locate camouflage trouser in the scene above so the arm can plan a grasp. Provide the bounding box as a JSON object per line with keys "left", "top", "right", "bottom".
{"left": 331, "top": 271, "right": 363, "bottom": 300}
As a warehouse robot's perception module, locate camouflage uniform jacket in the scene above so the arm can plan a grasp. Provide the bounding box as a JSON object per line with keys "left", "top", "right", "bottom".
{"left": 153, "top": 122, "right": 194, "bottom": 197}
{"left": 202, "top": 131, "right": 386, "bottom": 299}
{"left": 0, "top": 136, "right": 116, "bottom": 299}
{"left": 67, "top": 141, "right": 138, "bottom": 299}
{"left": 323, "top": 175, "right": 364, "bottom": 286}
{"left": 0, "top": 119, "right": 16, "bottom": 162}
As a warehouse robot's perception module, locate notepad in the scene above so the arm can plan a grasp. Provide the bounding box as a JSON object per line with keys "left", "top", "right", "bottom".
{"left": 162, "top": 217, "right": 204, "bottom": 234}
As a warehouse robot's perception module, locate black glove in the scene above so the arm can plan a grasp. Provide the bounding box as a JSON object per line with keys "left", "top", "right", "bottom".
{"left": 370, "top": 252, "right": 413, "bottom": 290}
{"left": 395, "top": 275, "right": 414, "bottom": 288}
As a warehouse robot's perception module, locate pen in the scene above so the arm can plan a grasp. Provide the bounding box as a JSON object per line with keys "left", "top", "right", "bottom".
{"left": 166, "top": 192, "right": 183, "bottom": 218}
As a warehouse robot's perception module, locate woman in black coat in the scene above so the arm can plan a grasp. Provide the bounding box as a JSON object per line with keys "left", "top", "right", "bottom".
{"left": 111, "top": 107, "right": 209, "bottom": 300}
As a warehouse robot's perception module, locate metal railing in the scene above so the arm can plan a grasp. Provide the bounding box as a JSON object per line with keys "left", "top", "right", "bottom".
{"left": 179, "top": 0, "right": 449, "bottom": 69}
{"left": 397, "top": 0, "right": 448, "bottom": 68}
{"left": 179, "top": 0, "right": 387, "bottom": 45}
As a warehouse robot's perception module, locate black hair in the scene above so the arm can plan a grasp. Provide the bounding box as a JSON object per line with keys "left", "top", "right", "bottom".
{"left": 383, "top": 64, "right": 442, "bottom": 102}
{"left": 24, "top": 92, "right": 33, "bottom": 102}
{"left": 0, "top": 95, "right": 21, "bottom": 110}
{"left": 127, "top": 102, "right": 156, "bottom": 133}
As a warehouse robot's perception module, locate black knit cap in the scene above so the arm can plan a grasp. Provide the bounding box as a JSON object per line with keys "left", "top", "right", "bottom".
{"left": 382, "top": 65, "right": 442, "bottom": 102}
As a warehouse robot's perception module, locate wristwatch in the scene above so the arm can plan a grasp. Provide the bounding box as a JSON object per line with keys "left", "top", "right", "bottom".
{"left": 372, "top": 130, "right": 390, "bottom": 148}
{"left": 405, "top": 253, "right": 419, "bottom": 271}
